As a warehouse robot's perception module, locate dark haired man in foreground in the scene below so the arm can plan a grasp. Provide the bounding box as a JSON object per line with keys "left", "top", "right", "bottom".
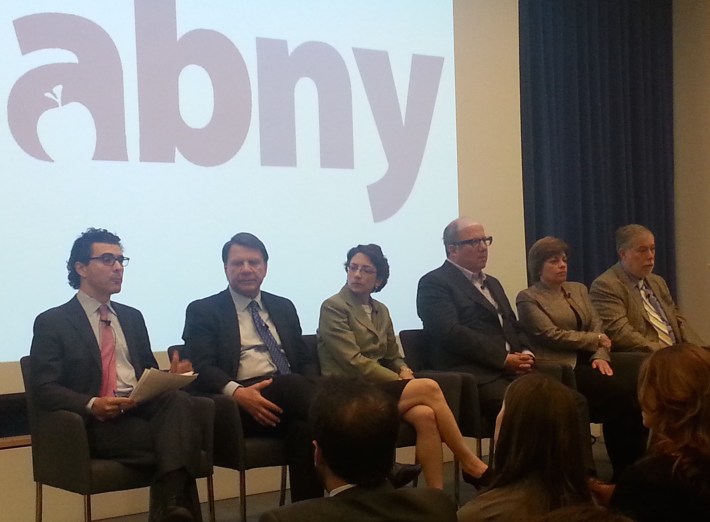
{"left": 259, "top": 378, "right": 457, "bottom": 522}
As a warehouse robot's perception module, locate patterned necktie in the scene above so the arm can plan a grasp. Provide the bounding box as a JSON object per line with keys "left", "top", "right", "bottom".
{"left": 639, "top": 281, "right": 674, "bottom": 346}
{"left": 248, "top": 300, "right": 291, "bottom": 375}
{"left": 99, "top": 304, "right": 117, "bottom": 396}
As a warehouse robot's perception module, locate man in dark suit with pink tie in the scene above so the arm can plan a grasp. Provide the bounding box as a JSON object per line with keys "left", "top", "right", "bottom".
{"left": 29, "top": 228, "right": 200, "bottom": 522}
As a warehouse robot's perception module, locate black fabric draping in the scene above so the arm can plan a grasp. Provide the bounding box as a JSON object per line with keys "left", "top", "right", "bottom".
{"left": 519, "top": 0, "right": 676, "bottom": 292}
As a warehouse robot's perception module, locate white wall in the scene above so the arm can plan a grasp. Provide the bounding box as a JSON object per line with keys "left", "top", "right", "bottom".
{"left": 673, "top": 0, "right": 710, "bottom": 343}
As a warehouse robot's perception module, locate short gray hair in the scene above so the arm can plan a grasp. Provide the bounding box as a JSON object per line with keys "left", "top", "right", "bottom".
{"left": 615, "top": 224, "right": 652, "bottom": 254}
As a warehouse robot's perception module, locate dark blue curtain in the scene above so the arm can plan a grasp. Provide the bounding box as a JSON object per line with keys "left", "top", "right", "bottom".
{"left": 519, "top": 0, "right": 675, "bottom": 290}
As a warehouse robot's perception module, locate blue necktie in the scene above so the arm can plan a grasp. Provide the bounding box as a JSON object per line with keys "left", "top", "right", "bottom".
{"left": 248, "top": 300, "right": 291, "bottom": 375}
{"left": 639, "top": 281, "right": 676, "bottom": 346}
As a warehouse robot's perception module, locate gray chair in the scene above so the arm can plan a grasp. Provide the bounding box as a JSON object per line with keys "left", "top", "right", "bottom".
{"left": 399, "top": 329, "right": 496, "bottom": 502}
{"left": 168, "top": 345, "right": 288, "bottom": 522}
{"left": 20, "top": 355, "right": 216, "bottom": 522}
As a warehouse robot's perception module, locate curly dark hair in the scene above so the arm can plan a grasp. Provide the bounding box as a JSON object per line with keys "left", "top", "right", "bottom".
{"left": 344, "top": 244, "right": 390, "bottom": 292}
{"left": 66, "top": 228, "right": 122, "bottom": 289}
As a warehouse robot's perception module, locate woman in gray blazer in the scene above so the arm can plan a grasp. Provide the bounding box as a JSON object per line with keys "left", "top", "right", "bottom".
{"left": 516, "top": 237, "right": 647, "bottom": 481}
{"left": 318, "top": 244, "right": 491, "bottom": 490}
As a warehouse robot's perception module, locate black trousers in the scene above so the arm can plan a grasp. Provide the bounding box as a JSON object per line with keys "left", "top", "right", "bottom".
{"left": 86, "top": 390, "right": 202, "bottom": 518}
{"left": 238, "top": 373, "right": 323, "bottom": 502}
{"left": 86, "top": 390, "right": 200, "bottom": 476}
{"left": 477, "top": 362, "right": 597, "bottom": 474}
{"left": 574, "top": 352, "right": 649, "bottom": 481}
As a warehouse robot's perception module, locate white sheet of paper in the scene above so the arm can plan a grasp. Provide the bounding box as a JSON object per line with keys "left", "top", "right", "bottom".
{"left": 129, "top": 368, "right": 197, "bottom": 403}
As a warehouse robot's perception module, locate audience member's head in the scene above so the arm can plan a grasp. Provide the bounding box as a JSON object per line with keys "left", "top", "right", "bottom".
{"left": 638, "top": 343, "right": 710, "bottom": 494}
{"left": 344, "top": 244, "right": 390, "bottom": 292}
{"left": 532, "top": 505, "right": 634, "bottom": 522}
{"left": 310, "top": 378, "right": 399, "bottom": 489}
{"left": 492, "top": 373, "right": 592, "bottom": 509}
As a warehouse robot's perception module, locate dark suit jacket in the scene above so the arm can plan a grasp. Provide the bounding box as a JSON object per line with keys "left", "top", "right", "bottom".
{"left": 416, "top": 261, "right": 531, "bottom": 384}
{"left": 259, "top": 483, "right": 457, "bottom": 522}
{"left": 589, "top": 263, "right": 704, "bottom": 352}
{"left": 29, "top": 295, "right": 156, "bottom": 416}
{"left": 183, "top": 288, "right": 317, "bottom": 392}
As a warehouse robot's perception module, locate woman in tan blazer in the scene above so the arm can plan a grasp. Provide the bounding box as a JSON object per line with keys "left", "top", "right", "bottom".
{"left": 318, "top": 244, "right": 491, "bottom": 490}
{"left": 516, "top": 237, "right": 648, "bottom": 481}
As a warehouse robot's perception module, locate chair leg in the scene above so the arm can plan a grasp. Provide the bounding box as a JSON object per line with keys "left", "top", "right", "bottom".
{"left": 35, "top": 482, "right": 42, "bottom": 522}
{"left": 278, "top": 465, "right": 287, "bottom": 506}
{"left": 206, "top": 475, "right": 216, "bottom": 522}
{"left": 453, "top": 458, "right": 461, "bottom": 507}
{"left": 488, "top": 434, "right": 495, "bottom": 466}
{"left": 239, "top": 470, "right": 247, "bottom": 522}
{"left": 83, "top": 494, "right": 92, "bottom": 522}
{"left": 412, "top": 456, "right": 419, "bottom": 488}
{"left": 475, "top": 437, "right": 483, "bottom": 458}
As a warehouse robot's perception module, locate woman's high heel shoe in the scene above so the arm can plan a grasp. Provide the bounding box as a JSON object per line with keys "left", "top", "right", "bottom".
{"left": 462, "top": 467, "right": 495, "bottom": 490}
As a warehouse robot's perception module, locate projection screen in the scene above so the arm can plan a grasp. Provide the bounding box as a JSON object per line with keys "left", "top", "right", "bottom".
{"left": 0, "top": 0, "right": 459, "bottom": 390}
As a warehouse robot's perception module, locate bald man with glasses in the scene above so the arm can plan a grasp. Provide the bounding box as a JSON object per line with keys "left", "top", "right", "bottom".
{"left": 417, "top": 218, "right": 596, "bottom": 472}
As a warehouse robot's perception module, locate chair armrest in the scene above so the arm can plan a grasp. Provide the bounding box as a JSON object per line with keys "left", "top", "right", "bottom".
{"left": 32, "top": 409, "right": 93, "bottom": 490}
{"left": 190, "top": 396, "right": 215, "bottom": 470}
{"left": 209, "top": 394, "right": 249, "bottom": 469}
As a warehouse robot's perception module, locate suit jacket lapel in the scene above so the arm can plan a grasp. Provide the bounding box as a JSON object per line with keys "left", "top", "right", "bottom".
{"left": 261, "top": 291, "right": 297, "bottom": 362}
{"left": 442, "top": 261, "right": 498, "bottom": 315}
{"left": 487, "top": 277, "right": 522, "bottom": 350}
{"left": 613, "top": 263, "right": 670, "bottom": 335}
{"left": 561, "top": 284, "right": 587, "bottom": 325}
{"left": 339, "top": 285, "right": 379, "bottom": 337}
{"left": 613, "top": 263, "right": 647, "bottom": 316}
{"left": 63, "top": 296, "right": 102, "bottom": 372}
{"left": 218, "top": 289, "right": 242, "bottom": 373}
{"left": 646, "top": 277, "right": 681, "bottom": 338}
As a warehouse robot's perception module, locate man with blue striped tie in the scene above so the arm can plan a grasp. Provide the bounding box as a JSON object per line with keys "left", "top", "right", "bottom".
{"left": 590, "top": 224, "right": 705, "bottom": 352}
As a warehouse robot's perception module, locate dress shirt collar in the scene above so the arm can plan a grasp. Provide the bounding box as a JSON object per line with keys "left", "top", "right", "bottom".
{"left": 228, "top": 287, "right": 264, "bottom": 312}
{"left": 446, "top": 259, "right": 486, "bottom": 285}
{"left": 76, "top": 290, "right": 115, "bottom": 317}
{"left": 328, "top": 483, "right": 357, "bottom": 497}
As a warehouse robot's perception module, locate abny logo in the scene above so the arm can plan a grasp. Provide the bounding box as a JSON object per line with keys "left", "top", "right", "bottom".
{"left": 7, "top": 0, "right": 444, "bottom": 222}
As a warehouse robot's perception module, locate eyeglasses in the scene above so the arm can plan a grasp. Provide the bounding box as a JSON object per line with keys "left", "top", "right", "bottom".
{"left": 346, "top": 263, "right": 377, "bottom": 275}
{"left": 453, "top": 236, "right": 493, "bottom": 248}
{"left": 88, "top": 254, "right": 130, "bottom": 267}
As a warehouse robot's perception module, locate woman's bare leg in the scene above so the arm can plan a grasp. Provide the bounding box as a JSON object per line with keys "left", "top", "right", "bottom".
{"left": 399, "top": 378, "right": 488, "bottom": 477}
{"left": 400, "top": 404, "right": 444, "bottom": 488}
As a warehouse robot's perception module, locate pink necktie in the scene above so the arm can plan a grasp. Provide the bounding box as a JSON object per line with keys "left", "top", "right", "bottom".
{"left": 99, "top": 304, "right": 117, "bottom": 397}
